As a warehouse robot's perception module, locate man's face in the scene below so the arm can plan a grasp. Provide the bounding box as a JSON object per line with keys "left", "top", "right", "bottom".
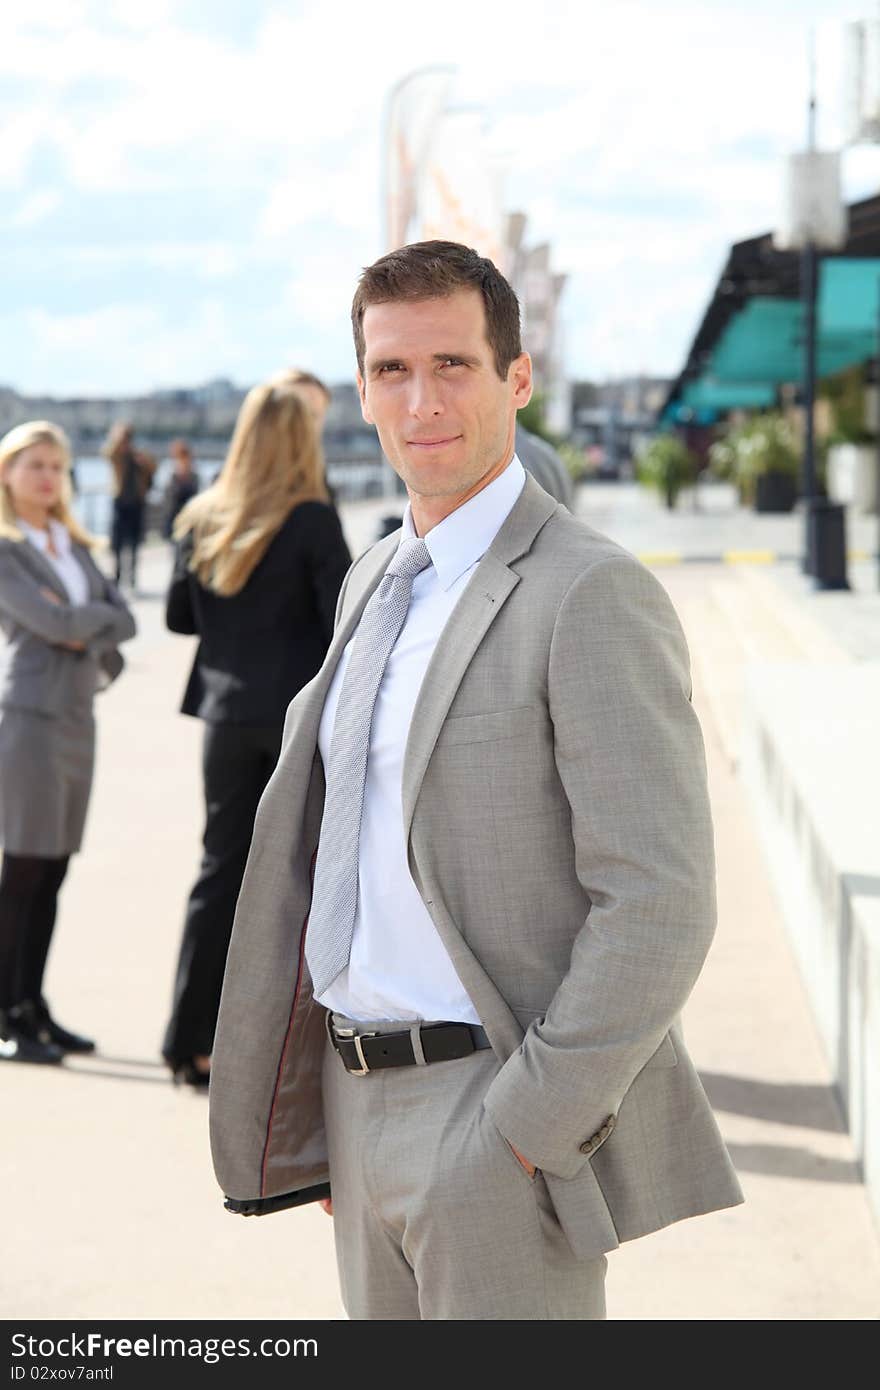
{"left": 357, "top": 288, "right": 531, "bottom": 506}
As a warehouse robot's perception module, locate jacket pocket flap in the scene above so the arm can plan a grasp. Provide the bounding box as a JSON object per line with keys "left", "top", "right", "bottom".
{"left": 440, "top": 705, "right": 537, "bottom": 746}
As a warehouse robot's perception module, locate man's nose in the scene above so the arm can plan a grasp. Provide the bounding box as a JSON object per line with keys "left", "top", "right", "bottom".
{"left": 406, "top": 371, "right": 443, "bottom": 419}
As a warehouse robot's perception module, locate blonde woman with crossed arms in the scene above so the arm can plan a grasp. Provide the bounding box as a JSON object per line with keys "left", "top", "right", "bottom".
{"left": 0, "top": 421, "right": 135, "bottom": 1065}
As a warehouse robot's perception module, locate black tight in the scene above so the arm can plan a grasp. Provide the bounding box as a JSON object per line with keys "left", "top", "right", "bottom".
{"left": 0, "top": 853, "right": 69, "bottom": 1010}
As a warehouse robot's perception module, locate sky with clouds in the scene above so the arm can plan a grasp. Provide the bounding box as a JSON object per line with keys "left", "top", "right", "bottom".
{"left": 1, "top": 0, "right": 879, "bottom": 398}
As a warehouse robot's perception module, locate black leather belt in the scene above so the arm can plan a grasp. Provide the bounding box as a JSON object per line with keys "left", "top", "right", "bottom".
{"left": 327, "top": 1014, "right": 491, "bottom": 1076}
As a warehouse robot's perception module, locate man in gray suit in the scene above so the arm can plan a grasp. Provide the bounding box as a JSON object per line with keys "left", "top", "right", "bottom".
{"left": 209, "top": 241, "right": 743, "bottom": 1320}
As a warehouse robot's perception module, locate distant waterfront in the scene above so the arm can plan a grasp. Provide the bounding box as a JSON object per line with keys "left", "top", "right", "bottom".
{"left": 72, "top": 453, "right": 400, "bottom": 537}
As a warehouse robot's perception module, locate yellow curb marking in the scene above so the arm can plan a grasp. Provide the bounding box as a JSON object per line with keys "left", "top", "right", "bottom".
{"left": 722, "top": 550, "right": 776, "bottom": 565}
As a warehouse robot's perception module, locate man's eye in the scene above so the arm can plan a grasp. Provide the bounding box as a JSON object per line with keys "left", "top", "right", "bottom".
{"left": 441, "top": 358, "right": 463, "bottom": 367}
{"left": 379, "top": 364, "right": 403, "bottom": 374}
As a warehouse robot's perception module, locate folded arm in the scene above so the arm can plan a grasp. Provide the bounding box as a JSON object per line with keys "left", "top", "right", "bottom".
{"left": 0, "top": 551, "right": 133, "bottom": 648}
{"left": 85, "top": 571, "right": 136, "bottom": 650}
{"left": 483, "top": 557, "right": 717, "bottom": 1180}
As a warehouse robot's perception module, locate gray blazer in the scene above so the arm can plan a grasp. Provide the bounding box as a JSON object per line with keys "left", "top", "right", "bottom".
{"left": 209, "top": 477, "right": 743, "bottom": 1260}
{"left": 0, "top": 535, "right": 136, "bottom": 716}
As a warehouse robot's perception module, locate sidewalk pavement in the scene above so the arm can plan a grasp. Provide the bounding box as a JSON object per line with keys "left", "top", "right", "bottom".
{"left": 579, "top": 479, "right": 880, "bottom": 569}
{"left": 2, "top": 499, "right": 879, "bottom": 1320}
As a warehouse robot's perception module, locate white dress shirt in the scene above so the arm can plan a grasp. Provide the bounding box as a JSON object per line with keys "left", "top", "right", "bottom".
{"left": 316, "top": 456, "right": 526, "bottom": 1024}
{"left": 20, "top": 518, "right": 90, "bottom": 606}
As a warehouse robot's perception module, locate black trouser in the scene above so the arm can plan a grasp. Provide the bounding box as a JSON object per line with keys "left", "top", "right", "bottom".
{"left": 0, "top": 853, "right": 70, "bottom": 1010}
{"left": 162, "top": 721, "right": 283, "bottom": 1066}
{"left": 111, "top": 499, "right": 145, "bottom": 585}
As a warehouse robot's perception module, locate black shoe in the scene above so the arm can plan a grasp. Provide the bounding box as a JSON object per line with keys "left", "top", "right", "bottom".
{"left": 169, "top": 1060, "right": 211, "bottom": 1090}
{"left": 0, "top": 1009, "right": 63, "bottom": 1065}
{"left": 13, "top": 998, "right": 96, "bottom": 1055}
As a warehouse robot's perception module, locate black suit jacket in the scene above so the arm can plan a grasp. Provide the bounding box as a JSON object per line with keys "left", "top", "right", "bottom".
{"left": 166, "top": 501, "right": 351, "bottom": 726}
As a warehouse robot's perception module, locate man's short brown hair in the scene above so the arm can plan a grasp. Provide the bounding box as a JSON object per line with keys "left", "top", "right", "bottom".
{"left": 352, "top": 240, "right": 522, "bottom": 381}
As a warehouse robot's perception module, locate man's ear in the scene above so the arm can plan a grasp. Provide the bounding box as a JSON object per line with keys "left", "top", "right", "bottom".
{"left": 511, "top": 352, "right": 533, "bottom": 410}
{"left": 356, "top": 371, "right": 373, "bottom": 425}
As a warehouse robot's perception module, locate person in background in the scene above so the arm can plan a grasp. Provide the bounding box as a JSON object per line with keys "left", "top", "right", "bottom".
{"left": 0, "top": 421, "right": 136, "bottom": 1064}
{"left": 269, "top": 368, "right": 340, "bottom": 509}
{"left": 161, "top": 378, "right": 351, "bottom": 1089}
{"left": 102, "top": 422, "right": 157, "bottom": 591}
{"left": 515, "top": 422, "right": 574, "bottom": 509}
{"left": 162, "top": 439, "right": 200, "bottom": 541}
{"left": 271, "top": 368, "right": 332, "bottom": 431}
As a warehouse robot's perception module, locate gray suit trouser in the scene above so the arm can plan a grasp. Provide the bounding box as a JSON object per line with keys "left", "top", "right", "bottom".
{"left": 323, "top": 1013, "right": 607, "bottom": 1320}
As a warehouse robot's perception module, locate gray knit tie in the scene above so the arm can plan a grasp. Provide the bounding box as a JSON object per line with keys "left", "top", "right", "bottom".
{"left": 306, "top": 536, "right": 433, "bottom": 997}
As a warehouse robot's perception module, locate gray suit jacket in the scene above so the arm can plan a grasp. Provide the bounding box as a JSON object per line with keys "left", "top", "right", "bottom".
{"left": 0, "top": 535, "right": 136, "bottom": 715}
{"left": 209, "top": 476, "right": 743, "bottom": 1259}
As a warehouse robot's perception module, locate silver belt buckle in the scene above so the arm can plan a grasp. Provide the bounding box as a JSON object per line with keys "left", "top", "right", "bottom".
{"left": 331, "top": 1021, "right": 376, "bottom": 1076}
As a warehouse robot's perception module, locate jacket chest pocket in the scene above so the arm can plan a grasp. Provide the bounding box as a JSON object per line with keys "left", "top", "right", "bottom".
{"left": 438, "top": 705, "right": 539, "bottom": 747}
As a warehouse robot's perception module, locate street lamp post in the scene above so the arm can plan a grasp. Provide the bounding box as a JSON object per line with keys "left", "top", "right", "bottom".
{"left": 801, "top": 66, "right": 819, "bottom": 567}
{"left": 775, "top": 34, "right": 847, "bottom": 588}
{"left": 801, "top": 240, "right": 818, "bottom": 568}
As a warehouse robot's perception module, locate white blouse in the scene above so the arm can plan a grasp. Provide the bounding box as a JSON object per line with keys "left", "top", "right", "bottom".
{"left": 20, "top": 519, "right": 91, "bottom": 606}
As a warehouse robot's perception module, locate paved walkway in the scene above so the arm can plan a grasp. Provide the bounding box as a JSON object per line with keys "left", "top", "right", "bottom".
{"left": 2, "top": 494, "right": 879, "bottom": 1320}
{"left": 579, "top": 479, "right": 879, "bottom": 567}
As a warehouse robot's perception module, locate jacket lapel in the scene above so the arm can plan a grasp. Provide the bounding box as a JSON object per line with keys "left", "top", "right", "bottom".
{"left": 13, "top": 538, "right": 69, "bottom": 600}
{"left": 401, "top": 475, "right": 558, "bottom": 843}
{"left": 401, "top": 553, "right": 519, "bottom": 842}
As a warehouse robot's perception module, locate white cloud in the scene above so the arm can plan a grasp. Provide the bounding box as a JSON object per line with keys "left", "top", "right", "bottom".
{"left": 4, "top": 189, "right": 62, "bottom": 227}
{"left": 0, "top": 0, "right": 871, "bottom": 391}
{"left": 11, "top": 298, "right": 242, "bottom": 394}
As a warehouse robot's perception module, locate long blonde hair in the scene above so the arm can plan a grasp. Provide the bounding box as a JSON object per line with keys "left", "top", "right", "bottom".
{"left": 0, "top": 421, "right": 95, "bottom": 547}
{"left": 175, "top": 378, "right": 329, "bottom": 596}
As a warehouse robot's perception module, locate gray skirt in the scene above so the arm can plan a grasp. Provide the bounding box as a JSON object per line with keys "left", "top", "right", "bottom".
{"left": 0, "top": 707, "right": 95, "bottom": 857}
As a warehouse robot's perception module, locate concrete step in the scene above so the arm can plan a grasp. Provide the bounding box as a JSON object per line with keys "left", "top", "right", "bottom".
{"left": 678, "top": 567, "right": 853, "bottom": 772}
{"left": 708, "top": 575, "right": 808, "bottom": 665}
{"left": 737, "top": 568, "right": 850, "bottom": 665}
{"left": 676, "top": 590, "right": 745, "bottom": 770}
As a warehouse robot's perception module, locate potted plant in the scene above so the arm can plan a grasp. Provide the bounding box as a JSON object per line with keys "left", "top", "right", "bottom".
{"left": 707, "top": 432, "right": 741, "bottom": 500}
{"left": 713, "top": 414, "right": 799, "bottom": 512}
{"left": 823, "top": 369, "right": 878, "bottom": 514}
{"left": 636, "top": 434, "right": 696, "bottom": 509}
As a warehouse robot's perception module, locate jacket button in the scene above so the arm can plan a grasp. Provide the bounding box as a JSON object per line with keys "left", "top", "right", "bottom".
{"left": 579, "top": 1140, "right": 595, "bottom": 1156}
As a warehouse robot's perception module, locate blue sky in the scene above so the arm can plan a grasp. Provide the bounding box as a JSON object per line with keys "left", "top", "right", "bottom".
{"left": 1, "top": 0, "right": 878, "bottom": 397}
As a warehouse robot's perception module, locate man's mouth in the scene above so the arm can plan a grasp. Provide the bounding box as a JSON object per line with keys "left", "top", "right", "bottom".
{"left": 406, "top": 435, "right": 461, "bottom": 450}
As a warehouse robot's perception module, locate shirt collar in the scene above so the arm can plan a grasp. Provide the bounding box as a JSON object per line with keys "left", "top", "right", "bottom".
{"left": 19, "top": 518, "right": 70, "bottom": 555}
{"left": 400, "top": 455, "right": 526, "bottom": 592}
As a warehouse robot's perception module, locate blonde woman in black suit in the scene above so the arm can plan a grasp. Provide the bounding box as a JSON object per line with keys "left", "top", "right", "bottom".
{"left": 0, "top": 421, "right": 136, "bottom": 1065}
{"left": 162, "top": 379, "right": 351, "bottom": 1087}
